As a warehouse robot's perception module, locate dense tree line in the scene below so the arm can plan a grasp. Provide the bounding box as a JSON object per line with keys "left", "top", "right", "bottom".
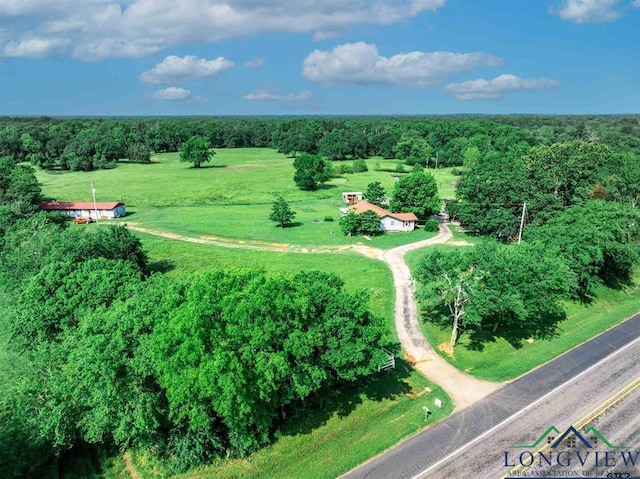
{"left": 2, "top": 115, "right": 638, "bottom": 172}
{"left": 415, "top": 122, "right": 639, "bottom": 347}
{"left": 0, "top": 163, "right": 389, "bottom": 476}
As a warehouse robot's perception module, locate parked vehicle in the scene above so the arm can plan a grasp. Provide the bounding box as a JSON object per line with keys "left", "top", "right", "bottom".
{"left": 73, "top": 217, "right": 93, "bottom": 224}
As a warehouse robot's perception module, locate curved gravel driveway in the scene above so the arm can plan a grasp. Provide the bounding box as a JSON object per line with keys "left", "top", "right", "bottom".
{"left": 127, "top": 221, "right": 502, "bottom": 409}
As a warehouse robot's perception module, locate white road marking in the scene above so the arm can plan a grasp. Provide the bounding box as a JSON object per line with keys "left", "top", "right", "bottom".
{"left": 409, "top": 334, "right": 640, "bottom": 479}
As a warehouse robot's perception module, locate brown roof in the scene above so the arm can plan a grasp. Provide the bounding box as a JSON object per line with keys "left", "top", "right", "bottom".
{"left": 350, "top": 201, "right": 418, "bottom": 222}
{"left": 41, "top": 201, "right": 124, "bottom": 211}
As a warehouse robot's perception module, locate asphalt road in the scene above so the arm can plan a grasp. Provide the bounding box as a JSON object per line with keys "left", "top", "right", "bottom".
{"left": 343, "top": 312, "right": 640, "bottom": 479}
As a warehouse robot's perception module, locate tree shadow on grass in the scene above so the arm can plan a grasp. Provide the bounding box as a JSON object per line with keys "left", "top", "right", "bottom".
{"left": 465, "top": 310, "right": 566, "bottom": 351}
{"left": 147, "top": 259, "right": 175, "bottom": 274}
{"left": 278, "top": 221, "right": 303, "bottom": 228}
{"left": 276, "top": 354, "right": 414, "bottom": 439}
{"left": 190, "top": 164, "right": 228, "bottom": 169}
{"left": 316, "top": 184, "right": 337, "bottom": 190}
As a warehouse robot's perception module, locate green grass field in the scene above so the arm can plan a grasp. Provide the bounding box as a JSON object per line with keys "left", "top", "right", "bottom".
{"left": 35, "top": 149, "right": 456, "bottom": 248}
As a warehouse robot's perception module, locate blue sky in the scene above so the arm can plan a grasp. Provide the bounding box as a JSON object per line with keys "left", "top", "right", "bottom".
{"left": 0, "top": 0, "right": 638, "bottom": 115}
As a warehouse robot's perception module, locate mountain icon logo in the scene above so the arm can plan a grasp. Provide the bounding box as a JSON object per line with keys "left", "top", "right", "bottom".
{"left": 512, "top": 425, "right": 630, "bottom": 449}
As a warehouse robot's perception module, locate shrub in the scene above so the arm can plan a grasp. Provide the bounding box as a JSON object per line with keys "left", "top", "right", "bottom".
{"left": 424, "top": 218, "right": 440, "bottom": 232}
{"left": 395, "top": 163, "right": 405, "bottom": 173}
{"left": 340, "top": 164, "right": 354, "bottom": 174}
{"left": 353, "top": 160, "right": 368, "bottom": 173}
{"left": 324, "top": 215, "right": 334, "bottom": 222}
{"left": 412, "top": 163, "right": 424, "bottom": 173}
{"left": 451, "top": 167, "right": 462, "bottom": 176}
{"left": 373, "top": 162, "right": 381, "bottom": 171}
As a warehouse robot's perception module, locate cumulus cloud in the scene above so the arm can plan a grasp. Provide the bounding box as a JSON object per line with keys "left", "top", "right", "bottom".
{"left": 551, "top": 0, "right": 629, "bottom": 23}
{"left": 147, "top": 86, "right": 203, "bottom": 101}
{"left": 141, "top": 55, "right": 233, "bottom": 83}
{"left": 445, "top": 74, "right": 561, "bottom": 100}
{"left": 243, "top": 88, "right": 313, "bottom": 102}
{"left": 245, "top": 57, "right": 265, "bottom": 68}
{"left": 302, "top": 42, "right": 502, "bottom": 87}
{"left": 2, "top": 37, "right": 69, "bottom": 58}
{"left": 0, "top": 0, "right": 447, "bottom": 60}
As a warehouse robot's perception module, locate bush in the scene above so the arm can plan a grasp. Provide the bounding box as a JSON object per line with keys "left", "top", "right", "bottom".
{"left": 324, "top": 215, "right": 334, "bottom": 222}
{"left": 424, "top": 218, "right": 440, "bottom": 232}
{"left": 340, "top": 164, "right": 354, "bottom": 174}
{"left": 395, "top": 163, "right": 405, "bottom": 173}
{"left": 353, "top": 160, "right": 368, "bottom": 173}
{"left": 373, "top": 162, "right": 381, "bottom": 171}
{"left": 451, "top": 167, "right": 462, "bottom": 176}
{"left": 412, "top": 163, "right": 424, "bottom": 173}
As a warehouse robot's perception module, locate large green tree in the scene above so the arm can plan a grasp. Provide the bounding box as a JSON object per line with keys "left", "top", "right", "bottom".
{"left": 365, "top": 181, "right": 387, "bottom": 207}
{"left": 390, "top": 172, "right": 440, "bottom": 219}
{"left": 292, "top": 153, "right": 331, "bottom": 191}
{"left": 415, "top": 241, "right": 573, "bottom": 347}
{"left": 179, "top": 136, "right": 215, "bottom": 168}
{"left": 150, "top": 269, "right": 388, "bottom": 456}
{"left": 527, "top": 200, "right": 640, "bottom": 300}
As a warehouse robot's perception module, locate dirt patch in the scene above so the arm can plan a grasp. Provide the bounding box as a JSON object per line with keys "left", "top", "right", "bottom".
{"left": 437, "top": 342, "right": 455, "bottom": 358}
{"left": 447, "top": 240, "right": 474, "bottom": 246}
{"left": 123, "top": 451, "right": 141, "bottom": 479}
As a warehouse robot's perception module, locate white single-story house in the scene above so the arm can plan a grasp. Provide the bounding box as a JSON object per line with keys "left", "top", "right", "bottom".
{"left": 41, "top": 201, "right": 126, "bottom": 219}
{"left": 342, "top": 192, "right": 364, "bottom": 205}
{"left": 349, "top": 201, "right": 418, "bottom": 232}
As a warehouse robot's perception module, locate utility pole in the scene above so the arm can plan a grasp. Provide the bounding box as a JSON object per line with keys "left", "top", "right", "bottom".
{"left": 517, "top": 202, "right": 526, "bottom": 245}
{"left": 91, "top": 181, "right": 99, "bottom": 226}
{"left": 435, "top": 151, "right": 438, "bottom": 170}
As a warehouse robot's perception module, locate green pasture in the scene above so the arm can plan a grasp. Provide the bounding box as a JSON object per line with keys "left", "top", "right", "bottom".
{"left": 35, "top": 148, "right": 455, "bottom": 248}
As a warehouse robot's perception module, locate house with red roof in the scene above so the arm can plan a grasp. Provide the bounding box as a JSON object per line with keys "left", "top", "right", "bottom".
{"left": 41, "top": 201, "right": 126, "bottom": 220}
{"left": 349, "top": 201, "right": 418, "bottom": 232}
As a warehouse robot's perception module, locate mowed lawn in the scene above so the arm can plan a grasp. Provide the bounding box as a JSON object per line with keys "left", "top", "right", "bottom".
{"left": 35, "top": 148, "right": 456, "bottom": 248}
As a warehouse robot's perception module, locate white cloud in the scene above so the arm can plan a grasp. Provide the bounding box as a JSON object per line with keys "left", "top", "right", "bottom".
{"left": 302, "top": 42, "right": 502, "bottom": 87}
{"left": 446, "top": 74, "right": 561, "bottom": 100}
{"left": 243, "top": 88, "right": 313, "bottom": 101}
{"left": 0, "top": 0, "right": 447, "bottom": 60}
{"left": 631, "top": 0, "right": 640, "bottom": 7}
{"left": 147, "top": 86, "right": 203, "bottom": 101}
{"left": 141, "top": 55, "right": 233, "bottom": 83}
{"left": 551, "top": 0, "right": 626, "bottom": 23}
{"left": 2, "top": 37, "right": 69, "bottom": 58}
{"left": 245, "top": 57, "right": 265, "bottom": 68}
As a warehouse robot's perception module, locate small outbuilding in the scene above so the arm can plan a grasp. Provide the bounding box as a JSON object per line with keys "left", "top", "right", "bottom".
{"left": 349, "top": 201, "right": 418, "bottom": 232}
{"left": 342, "top": 192, "right": 364, "bottom": 205}
{"left": 41, "top": 201, "right": 126, "bottom": 219}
